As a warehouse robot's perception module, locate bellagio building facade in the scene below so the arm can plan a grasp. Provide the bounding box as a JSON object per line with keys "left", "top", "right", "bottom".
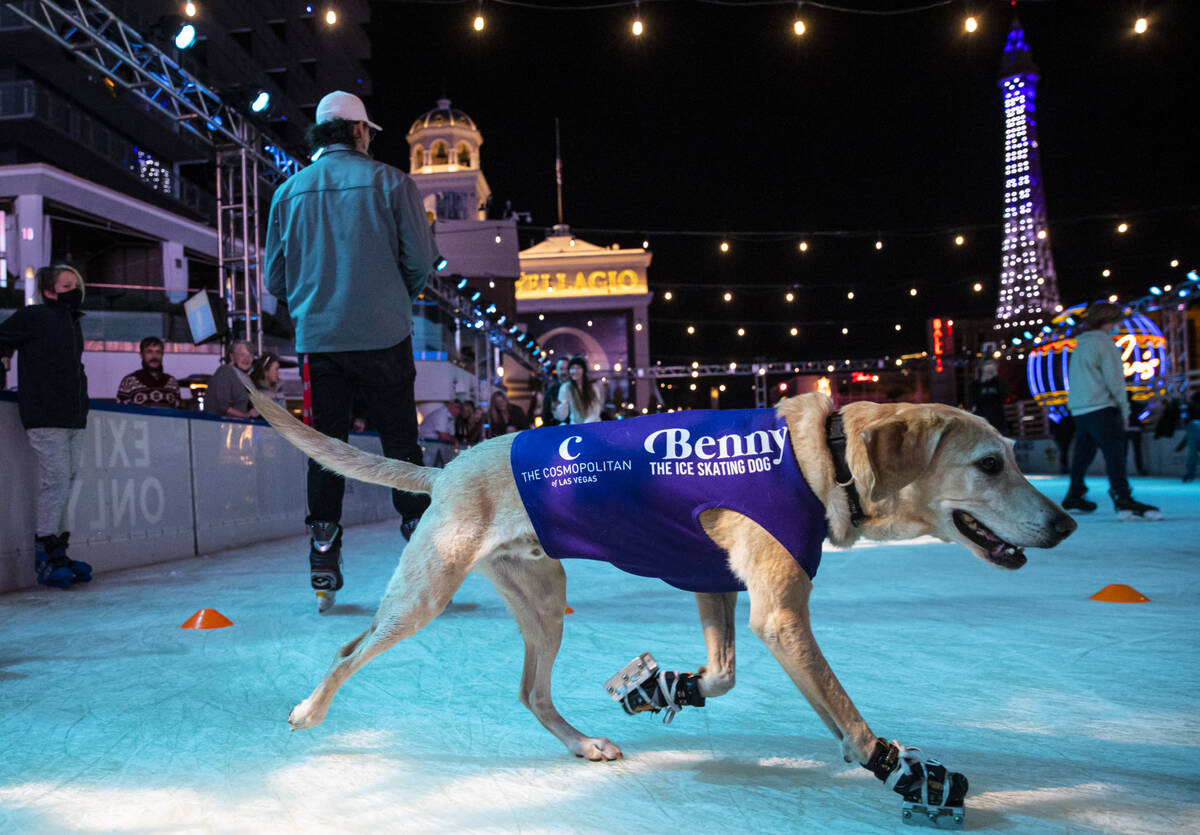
{"left": 516, "top": 227, "right": 653, "bottom": 414}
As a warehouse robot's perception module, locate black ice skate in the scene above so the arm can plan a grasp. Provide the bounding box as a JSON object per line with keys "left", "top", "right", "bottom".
{"left": 1061, "top": 493, "right": 1097, "bottom": 514}
{"left": 604, "top": 652, "right": 705, "bottom": 724}
{"left": 308, "top": 521, "right": 343, "bottom": 613}
{"left": 864, "top": 737, "right": 968, "bottom": 829}
{"left": 1109, "top": 490, "right": 1163, "bottom": 521}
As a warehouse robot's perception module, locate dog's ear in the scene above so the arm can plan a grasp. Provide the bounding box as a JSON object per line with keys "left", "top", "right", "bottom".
{"left": 861, "top": 415, "right": 949, "bottom": 501}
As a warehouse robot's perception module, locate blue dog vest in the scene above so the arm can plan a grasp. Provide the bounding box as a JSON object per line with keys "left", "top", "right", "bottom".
{"left": 510, "top": 410, "right": 827, "bottom": 593}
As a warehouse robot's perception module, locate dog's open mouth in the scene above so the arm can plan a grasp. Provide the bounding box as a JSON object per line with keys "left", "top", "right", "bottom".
{"left": 952, "top": 510, "right": 1027, "bottom": 569}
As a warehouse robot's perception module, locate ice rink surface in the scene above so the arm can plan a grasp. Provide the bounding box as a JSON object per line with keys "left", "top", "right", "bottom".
{"left": 1, "top": 475, "right": 1198, "bottom": 834}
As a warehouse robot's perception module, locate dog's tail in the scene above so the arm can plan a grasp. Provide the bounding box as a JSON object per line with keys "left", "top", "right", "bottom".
{"left": 242, "top": 374, "right": 437, "bottom": 494}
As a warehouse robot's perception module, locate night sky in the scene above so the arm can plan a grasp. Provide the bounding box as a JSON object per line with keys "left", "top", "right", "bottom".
{"left": 363, "top": 0, "right": 1198, "bottom": 370}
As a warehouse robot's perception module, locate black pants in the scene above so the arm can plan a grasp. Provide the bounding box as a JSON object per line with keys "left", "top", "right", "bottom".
{"left": 304, "top": 338, "right": 430, "bottom": 524}
{"left": 1067, "top": 406, "right": 1130, "bottom": 500}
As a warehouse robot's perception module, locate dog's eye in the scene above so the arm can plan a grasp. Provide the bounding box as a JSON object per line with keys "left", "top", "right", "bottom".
{"left": 975, "top": 455, "right": 1003, "bottom": 475}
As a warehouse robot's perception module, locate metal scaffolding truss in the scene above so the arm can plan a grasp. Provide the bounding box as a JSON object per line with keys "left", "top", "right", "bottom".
{"left": 2, "top": 0, "right": 300, "bottom": 184}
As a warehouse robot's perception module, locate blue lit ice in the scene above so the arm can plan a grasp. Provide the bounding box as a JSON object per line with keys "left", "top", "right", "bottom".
{"left": 1, "top": 475, "right": 1197, "bottom": 832}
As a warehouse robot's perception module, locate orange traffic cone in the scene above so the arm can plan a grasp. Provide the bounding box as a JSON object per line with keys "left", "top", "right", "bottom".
{"left": 181, "top": 608, "right": 234, "bottom": 629}
{"left": 564, "top": 605, "right": 574, "bottom": 614}
{"left": 1089, "top": 584, "right": 1150, "bottom": 603}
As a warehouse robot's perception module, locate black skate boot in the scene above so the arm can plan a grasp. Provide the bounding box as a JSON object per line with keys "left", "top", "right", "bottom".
{"left": 1061, "top": 491, "right": 1097, "bottom": 513}
{"left": 1109, "top": 490, "right": 1163, "bottom": 521}
{"left": 35, "top": 535, "right": 72, "bottom": 590}
{"left": 308, "top": 521, "right": 343, "bottom": 613}
{"left": 54, "top": 532, "right": 92, "bottom": 583}
{"left": 865, "top": 737, "right": 969, "bottom": 828}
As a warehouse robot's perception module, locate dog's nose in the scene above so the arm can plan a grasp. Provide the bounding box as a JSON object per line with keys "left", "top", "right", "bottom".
{"left": 1053, "top": 512, "right": 1077, "bottom": 539}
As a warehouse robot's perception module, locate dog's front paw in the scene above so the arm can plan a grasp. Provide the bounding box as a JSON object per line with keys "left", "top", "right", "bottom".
{"left": 574, "top": 736, "right": 623, "bottom": 761}
{"left": 288, "top": 697, "right": 328, "bottom": 731}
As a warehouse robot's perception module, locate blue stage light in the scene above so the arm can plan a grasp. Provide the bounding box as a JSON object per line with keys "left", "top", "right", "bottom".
{"left": 1188, "top": 271, "right": 1199, "bottom": 282}
{"left": 435, "top": 256, "right": 448, "bottom": 271}
{"left": 470, "top": 290, "right": 482, "bottom": 302}
{"left": 250, "top": 91, "right": 270, "bottom": 112}
{"left": 456, "top": 277, "right": 468, "bottom": 290}
{"left": 175, "top": 23, "right": 196, "bottom": 49}
{"left": 1149, "top": 286, "right": 1162, "bottom": 295}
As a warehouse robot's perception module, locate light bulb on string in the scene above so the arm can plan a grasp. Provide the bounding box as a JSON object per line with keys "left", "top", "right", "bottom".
{"left": 793, "top": 18, "right": 806, "bottom": 36}
{"left": 184, "top": 1, "right": 196, "bottom": 16}
{"left": 874, "top": 240, "right": 883, "bottom": 250}
{"left": 632, "top": 17, "right": 643, "bottom": 36}
{"left": 686, "top": 325, "right": 695, "bottom": 335}
{"left": 719, "top": 241, "right": 730, "bottom": 253}
{"left": 473, "top": 14, "right": 484, "bottom": 32}
{"left": 798, "top": 241, "right": 808, "bottom": 252}
{"left": 1117, "top": 222, "right": 1129, "bottom": 233}
{"left": 785, "top": 291, "right": 794, "bottom": 302}
{"left": 723, "top": 291, "right": 732, "bottom": 302}
{"left": 1134, "top": 17, "right": 1148, "bottom": 34}
{"left": 737, "top": 328, "right": 745, "bottom": 337}
{"left": 909, "top": 288, "right": 918, "bottom": 296}
{"left": 790, "top": 327, "right": 798, "bottom": 336}
{"left": 954, "top": 234, "right": 965, "bottom": 246}
{"left": 965, "top": 16, "right": 978, "bottom": 33}
{"left": 846, "top": 291, "right": 854, "bottom": 300}
{"left": 973, "top": 282, "right": 983, "bottom": 292}
{"left": 324, "top": 8, "right": 336, "bottom": 24}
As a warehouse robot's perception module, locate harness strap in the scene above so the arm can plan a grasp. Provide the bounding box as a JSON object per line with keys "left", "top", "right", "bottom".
{"left": 825, "top": 411, "right": 868, "bottom": 527}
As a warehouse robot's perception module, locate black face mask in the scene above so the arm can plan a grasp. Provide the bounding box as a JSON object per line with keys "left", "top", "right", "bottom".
{"left": 55, "top": 288, "right": 83, "bottom": 309}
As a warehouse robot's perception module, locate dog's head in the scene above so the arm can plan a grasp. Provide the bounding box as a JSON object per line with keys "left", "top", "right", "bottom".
{"left": 848, "top": 403, "right": 1076, "bottom": 569}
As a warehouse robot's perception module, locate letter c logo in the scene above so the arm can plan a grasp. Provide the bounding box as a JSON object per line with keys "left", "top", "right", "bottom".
{"left": 559, "top": 435, "right": 582, "bottom": 460}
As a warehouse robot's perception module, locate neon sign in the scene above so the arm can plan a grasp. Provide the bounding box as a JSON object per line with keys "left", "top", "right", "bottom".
{"left": 1026, "top": 312, "right": 1168, "bottom": 411}
{"left": 931, "top": 317, "right": 953, "bottom": 373}
{"left": 516, "top": 268, "right": 646, "bottom": 298}
{"left": 851, "top": 372, "right": 880, "bottom": 383}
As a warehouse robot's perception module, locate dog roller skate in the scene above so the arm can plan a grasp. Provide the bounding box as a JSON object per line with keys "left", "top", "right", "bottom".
{"left": 864, "top": 737, "right": 968, "bottom": 829}
{"left": 604, "top": 652, "right": 705, "bottom": 724}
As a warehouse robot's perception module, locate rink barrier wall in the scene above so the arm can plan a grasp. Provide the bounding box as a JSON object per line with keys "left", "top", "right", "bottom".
{"left": 0, "top": 393, "right": 396, "bottom": 594}
{"left": 2, "top": 394, "right": 1193, "bottom": 593}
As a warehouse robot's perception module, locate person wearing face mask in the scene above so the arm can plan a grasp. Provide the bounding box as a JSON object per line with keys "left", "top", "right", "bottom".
{"left": 116, "top": 336, "right": 182, "bottom": 409}
{"left": 553, "top": 355, "right": 604, "bottom": 425}
{"left": 1062, "top": 301, "right": 1161, "bottom": 519}
{"left": 0, "top": 264, "right": 94, "bottom": 589}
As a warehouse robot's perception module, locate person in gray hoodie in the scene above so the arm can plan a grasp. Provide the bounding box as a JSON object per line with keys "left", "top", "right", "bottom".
{"left": 1062, "top": 302, "right": 1161, "bottom": 519}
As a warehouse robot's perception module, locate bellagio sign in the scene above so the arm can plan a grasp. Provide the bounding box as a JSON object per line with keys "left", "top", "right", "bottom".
{"left": 516, "top": 268, "right": 647, "bottom": 299}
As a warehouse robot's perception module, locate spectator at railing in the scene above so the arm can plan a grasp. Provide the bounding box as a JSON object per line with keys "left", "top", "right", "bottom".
{"left": 420, "top": 399, "right": 460, "bottom": 467}
{"left": 116, "top": 336, "right": 182, "bottom": 409}
{"left": 203, "top": 340, "right": 258, "bottom": 419}
{"left": 486, "top": 389, "right": 528, "bottom": 437}
{"left": 553, "top": 355, "right": 603, "bottom": 425}
{"left": 250, "top": 351, "right": 286, "bottom": 407}
{"left": 456, "top": 400, "right": 484, "bottom": 447}
{"left": 969, "top": 359, "right": 1008, "bottom": 434}
{"left": 0, "top": 264, "right": 94, "bottom": 589}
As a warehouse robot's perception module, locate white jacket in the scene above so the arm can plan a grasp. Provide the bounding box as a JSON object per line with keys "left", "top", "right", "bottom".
{"left": 1067, "top": 329, "right": 1128, "bottom": 421}
{"left": 554, "top": 380, "right": 603, "bottom": 424}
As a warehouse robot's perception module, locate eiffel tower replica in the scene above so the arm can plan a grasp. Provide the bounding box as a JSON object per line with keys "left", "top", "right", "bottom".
{"left": 993, "top": 17, "right": 1062, "bottom": 348}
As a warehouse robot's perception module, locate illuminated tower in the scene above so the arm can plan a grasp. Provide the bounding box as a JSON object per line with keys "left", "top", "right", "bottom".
{"left": 994, "top": 18, "right": 1060, "bottom": 346}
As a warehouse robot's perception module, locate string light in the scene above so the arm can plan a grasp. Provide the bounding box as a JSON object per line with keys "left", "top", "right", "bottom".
{"left": 663, "top": 291, "right": 673, "bottom": 301}
{"left": 723, "top": 291, "right": 732, "bottom": 302}
{"left": 632, "top": 14, "right": 644, "bottom": 36}
{"left": 798, "top": 241, "right": 808, "bottom": 252}
{"left": 184, "top": 1, "right": 196, "bottom": 16}
{"left": 737, "top": 327, "right": 745, "bottom": 337}
{"left": 642, "top": 239, "right": 650, "bottom": 248}
{"left": 324, "top": 8, "right": 336, "bottom": 24}
{"left": 1117, "top": 222, "right": 1129, "bottom": 233}
{"left": 1102, "top": 269, "right": 1111, "bottom": 277}
{"left": 720, "top": 241, "right": 730, "bottom": 253}
{"left": 894, "top": 323, "right": 902, "bottom": 331}
{"left": 790, "top": 327, "right": 798, "bottom": 336}
{"left": 841, "top": 327, "right": 848, "bottom": 335}
{"left": 954, "top": 234, "right": 965, "bottom": 246}
{"left": 964, "top": 16, "right": 978, "bottom": 33}
{"left": 909, "top": 288, "right": 917, "bottom": 296}
{"left": 973, "top": 282, "right": 983, "bottom": 292}
{"left": 687, "top": 325, "right": 695, "bottom": 334}
{"left": 1170, "top": 259, "right": 1179, "bottom": 268}
{"left": 846, "top": 291, "right": 854, "bottom": 300}
{"left": 874, "top": 240, "right": 883, "bottom": 250}
{"left": 785, "top": 291, "right": 794, "bottom": 302}
{"left": 1134, "top": 17, "right": 1148, "bottom": 34}
{"left": 793, "top": 18, "right": 806, "bottom": 36}
{"left": 473, "top": 14, "right": 484, "bottom": 31}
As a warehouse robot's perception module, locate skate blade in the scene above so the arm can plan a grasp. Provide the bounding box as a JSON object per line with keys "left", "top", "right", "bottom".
{"left": 316, "top": 590, "right": 335, "bottom": 613}
{"left": 1116, "top": 510, "right": 1164, "bottom": 521}
{"left": 902, "top": 801, "right": 964, "bottom": 829}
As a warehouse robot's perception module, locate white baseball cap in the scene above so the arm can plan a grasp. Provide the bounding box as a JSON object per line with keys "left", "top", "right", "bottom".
{"left": 315, "top": 91, "right": 381, "bottom": 132}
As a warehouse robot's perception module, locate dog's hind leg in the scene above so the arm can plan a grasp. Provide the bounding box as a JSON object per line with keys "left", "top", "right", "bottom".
{"left": 479, "top": 551, "right": 623, "bottom": 761}
{"left": 287, "top": 525, "right": 475, "bottom": 731}
{"left": 694, "top": 592, "right": 737, "bottom": 697}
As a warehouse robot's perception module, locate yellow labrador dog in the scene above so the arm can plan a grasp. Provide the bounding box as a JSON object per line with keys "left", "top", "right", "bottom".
{"left": 248, "top": 389, "right": 1074, "bottom": 818}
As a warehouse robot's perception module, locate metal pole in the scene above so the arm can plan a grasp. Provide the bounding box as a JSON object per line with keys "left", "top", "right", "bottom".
{"left": 251, "top": 154, "right": 262, "bottom": 354}
{"left": 240, "top": 147, "right": 252, "bottom": 342}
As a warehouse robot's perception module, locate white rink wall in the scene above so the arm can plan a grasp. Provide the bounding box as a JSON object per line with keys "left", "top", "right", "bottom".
{"left": 0, "top": 395, "right": 397, "bottom": 593}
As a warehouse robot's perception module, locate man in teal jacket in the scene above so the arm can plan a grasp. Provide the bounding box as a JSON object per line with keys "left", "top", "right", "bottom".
{"left": 266, "top": 91, "right": 437, "bottom": 612}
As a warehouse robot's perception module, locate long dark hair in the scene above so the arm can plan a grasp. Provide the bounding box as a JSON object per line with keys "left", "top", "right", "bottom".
{"left": 568, "top": 355, "right": 595, "bottom": 409}
{"left": 305, "top": 118, "right": 358, "bottom": 155}
{"left": 249, "top": 352, "right": 280, "bottom": 390}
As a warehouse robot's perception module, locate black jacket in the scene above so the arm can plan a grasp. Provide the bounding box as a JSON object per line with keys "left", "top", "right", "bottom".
{"left": 0, "top": 300, "right": 89, "bottom": 429}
